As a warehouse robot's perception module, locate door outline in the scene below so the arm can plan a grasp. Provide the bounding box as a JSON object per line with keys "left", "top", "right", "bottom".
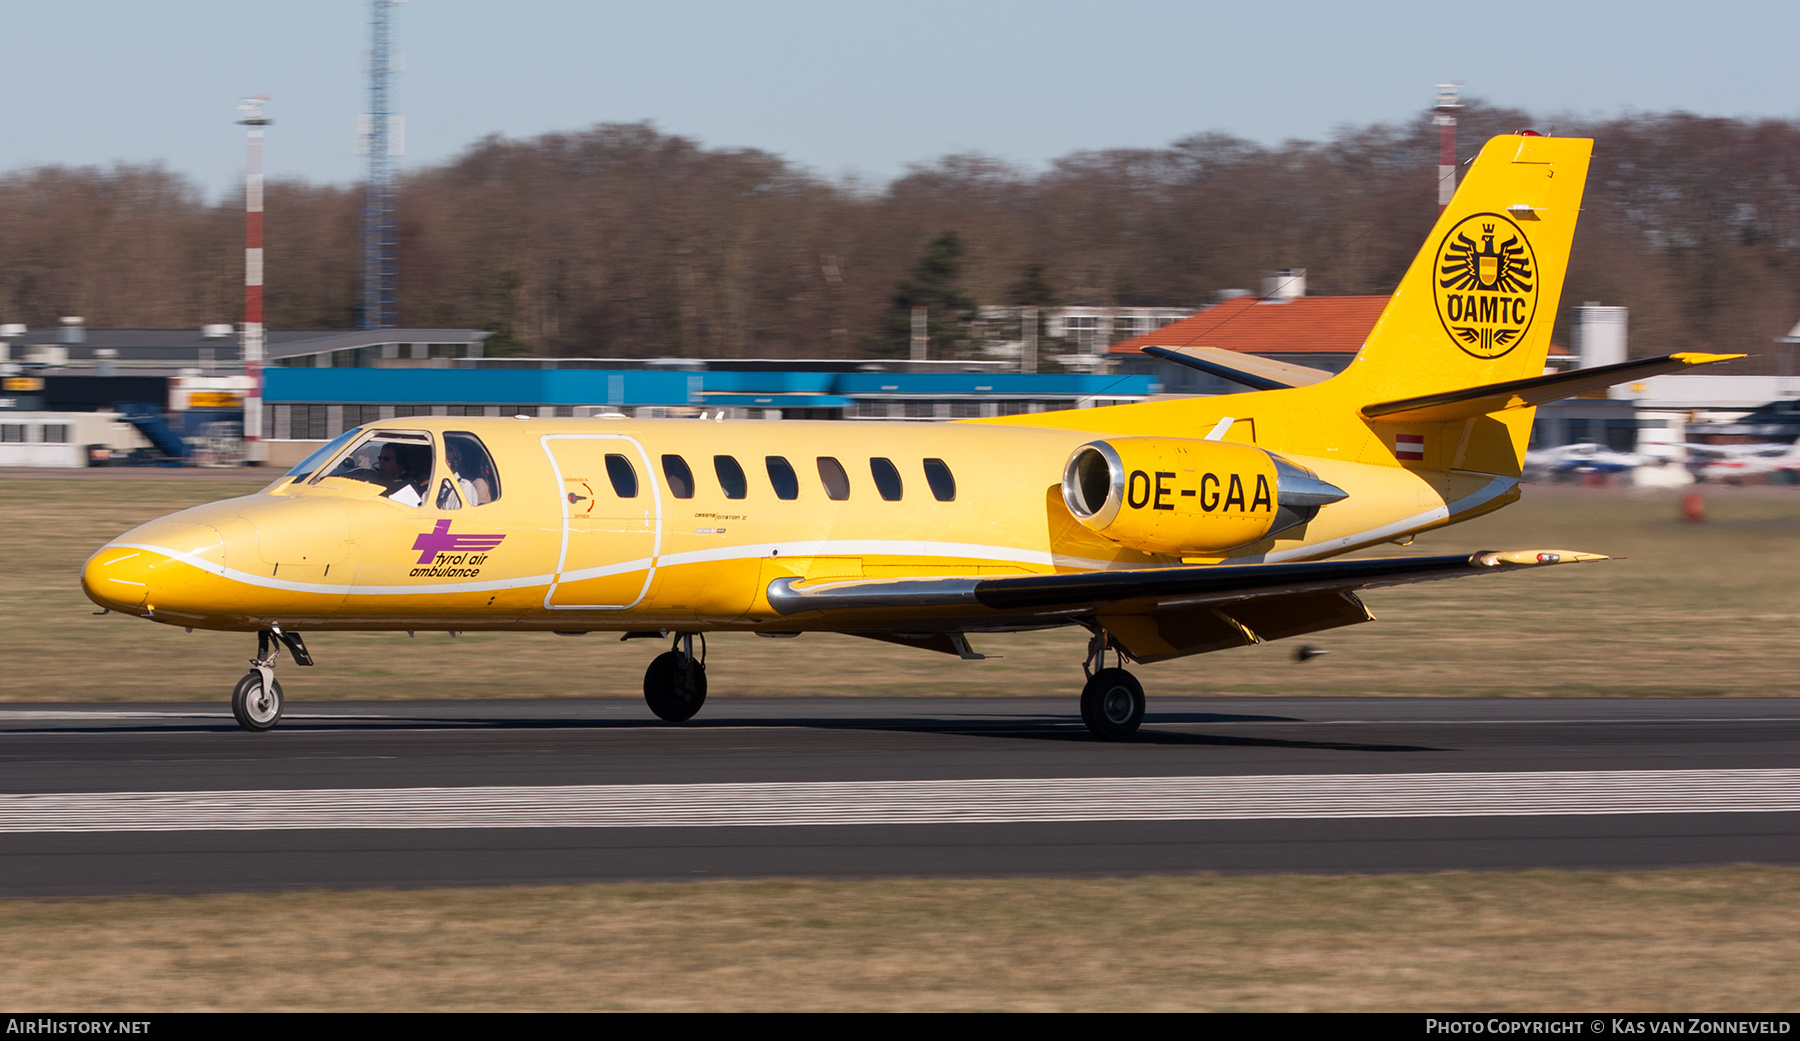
{"left": 541, "top": 433, "right": 663, "bottom": 610}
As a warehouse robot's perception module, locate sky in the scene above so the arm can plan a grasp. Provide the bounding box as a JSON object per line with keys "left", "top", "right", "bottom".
{"left": 3, "top": 0, "right": 1795, "bottom": 199}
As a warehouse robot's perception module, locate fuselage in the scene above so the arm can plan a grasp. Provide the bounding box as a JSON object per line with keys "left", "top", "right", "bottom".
{"left": 80, "top": 409, "right": 1518, "bottom": 635}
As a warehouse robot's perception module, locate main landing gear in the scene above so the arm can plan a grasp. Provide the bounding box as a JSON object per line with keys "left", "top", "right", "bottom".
{"left": 644, "top": 632, "right": 707, "bottom": 723}
{"left": 1079, "top": 629, "right": 1144, "bottom": 741}
{"left": 233, "top": 627, "right": 312, "bottom": 732}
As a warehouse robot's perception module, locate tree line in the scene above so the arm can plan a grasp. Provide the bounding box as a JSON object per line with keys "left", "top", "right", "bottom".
{"left": 0, "top": 105, "right": 1795, "bottom": 371}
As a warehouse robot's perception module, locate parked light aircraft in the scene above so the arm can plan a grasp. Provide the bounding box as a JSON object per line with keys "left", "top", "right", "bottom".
{"left": 1681, "top": 441, "right": 1800, "bottom": 484}
{"left": 1520, "top": 442, "right": 1654, "bottom": 481}
{"left": 82, "top": 134, "right": 1740, "bottom": 737}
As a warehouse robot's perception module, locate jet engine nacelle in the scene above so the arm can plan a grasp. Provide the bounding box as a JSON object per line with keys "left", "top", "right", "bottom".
{"left": 1060, "top": 437, "right": 1348, "bottom": 555}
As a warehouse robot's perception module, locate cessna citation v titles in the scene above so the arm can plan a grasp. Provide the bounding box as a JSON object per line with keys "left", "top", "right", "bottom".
{"left": 82, "top": 134, "right": 1737, "bottom": 737}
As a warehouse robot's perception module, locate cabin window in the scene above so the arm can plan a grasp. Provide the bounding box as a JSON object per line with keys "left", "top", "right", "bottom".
{"left": 870, "top": 457, "right": 903, "bottom": 501}
{"left": 445, "top": 432, "right": 500, "bottom": 505}
{"left": 663, "top": 455, "right": 695, "bottom": 499}
{"left": 436, "top": 479, "right": 464, "bottom": 511}
{"left": 923, "top": 458, "right": 956, "bottom": 502}
{"left": 605, "top": 453, "right": 639, "bottom": 498}
{"left": 714, "top": 455, "right": 748, "bottom": 499}
{"left": 766, "top": 456, "right": 800, "bottom": 500}
{"left": 314, "top": 429, "right": 435, "bottom": 506}
{"left": 817, "top": 457, "right": 850, "bottom": 501}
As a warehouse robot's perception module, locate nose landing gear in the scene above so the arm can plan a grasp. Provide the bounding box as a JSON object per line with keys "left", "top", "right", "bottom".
{"left": 232, "top": 670, "right": 283, "bottom": 731}
{"left": 644, "top": 632, "right": 707, "bottom": 722}
{"left": 1079, "top": 629, "right": 1144, "bottom": 741}
{"left": 232, "top": 627, "right": 311, "bottom": 732}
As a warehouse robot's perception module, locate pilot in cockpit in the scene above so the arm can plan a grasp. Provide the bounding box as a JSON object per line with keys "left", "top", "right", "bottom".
{"left": 333, "top": 438, "right": 432, "bottom": 505}
{"left": 378, "top": 443, "right": 431, "bottom": 504}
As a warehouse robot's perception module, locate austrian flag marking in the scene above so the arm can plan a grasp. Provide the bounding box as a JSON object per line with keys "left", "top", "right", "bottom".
{"left": 1396, "top": 434, "right": 1425, "bottom": 461}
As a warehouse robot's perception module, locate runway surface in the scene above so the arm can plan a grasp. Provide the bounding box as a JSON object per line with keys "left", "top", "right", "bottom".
{"left": 1, "top": 696, "right": 1796, "bottom": 896}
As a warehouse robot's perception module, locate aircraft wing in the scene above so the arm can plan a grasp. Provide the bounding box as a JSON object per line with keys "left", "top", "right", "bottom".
{"left": 767, "top": 549, "right": 1605, "bottom": 662}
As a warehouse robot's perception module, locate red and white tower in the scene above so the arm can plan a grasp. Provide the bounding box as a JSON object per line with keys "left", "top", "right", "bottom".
{"left": 238, "top": 95, "right": 270, "bottom": 459}
{"left": 1433, "top": 82, "right": 1463, "bottom": 214}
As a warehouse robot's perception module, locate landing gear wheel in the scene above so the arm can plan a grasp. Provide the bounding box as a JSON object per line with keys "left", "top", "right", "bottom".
{"left": 644, "top": 651, "right": 708, "bottom": 722}
{"left": 1080, "top": 667, "right": 1144, "bottom": 741}
{"left": 231, "top": 671, "right": 285, "bottom": 732}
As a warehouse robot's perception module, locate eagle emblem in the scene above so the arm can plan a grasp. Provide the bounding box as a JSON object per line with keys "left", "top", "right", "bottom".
{"left": 1433, "top": 213, "right": 1539, "bottom": 359}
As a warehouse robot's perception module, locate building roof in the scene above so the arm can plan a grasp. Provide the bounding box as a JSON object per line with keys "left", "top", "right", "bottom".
{"left": 1110, "top": 295, "right": 1392, "bottom": 355}
{"left": 1110, "top": 294, "right": 1570, "bottom": 359}
{"left": 4, "top": 328, "right": 491, "bottom": 365}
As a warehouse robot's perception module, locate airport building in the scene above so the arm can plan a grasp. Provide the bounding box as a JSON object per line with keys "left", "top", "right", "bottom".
{"left": 7, "top": 293, "right": 1800, "bottom": 470}
{"left": 258, "top": 367, "right": 1157, "bottom": 466}
{"left": 0, "top": 323, "right": 1159, "bottom": 467}
{"left": 1110, "top": 293, "right": 1391, "bottom": 393}
{"left": 0, "top": 322, "right": 493, "bottom": 377}
{"left": 973, "top": 305, "right": 1195, "bottom": 371}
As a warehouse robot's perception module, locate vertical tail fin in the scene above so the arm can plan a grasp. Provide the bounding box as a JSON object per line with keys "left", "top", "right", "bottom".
{"left": 1340, "top": 134, "right": 1593, "bottom": 402}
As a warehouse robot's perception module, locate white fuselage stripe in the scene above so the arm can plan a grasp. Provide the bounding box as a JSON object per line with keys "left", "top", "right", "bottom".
{"left": 104, "top": 539, "right": 1129, "bottom": 598}
{"left": 104, "top": 477, "right": 1518, "bottom": 600}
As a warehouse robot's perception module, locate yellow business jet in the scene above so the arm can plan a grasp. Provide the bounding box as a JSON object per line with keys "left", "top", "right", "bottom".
{"left": 82, "top": 133, "right": 1738, "bottom": 737}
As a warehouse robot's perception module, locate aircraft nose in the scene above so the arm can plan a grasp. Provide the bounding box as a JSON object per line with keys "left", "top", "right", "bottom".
{"left": 82, "top": 544, "right": 154, "bottom": 613}
{"left": 82, "top": 521, "right": 227, "bottom": 619}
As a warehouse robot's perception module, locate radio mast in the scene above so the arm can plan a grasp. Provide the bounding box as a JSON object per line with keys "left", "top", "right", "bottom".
{"left": 360, "top": 0, "right": 404, "bottom": 329}
{"left": 1433, "top": 82, "right": 1463, "bottom": 214}
{"left": 238, "top": 95, "right": 270, "bottom": 456}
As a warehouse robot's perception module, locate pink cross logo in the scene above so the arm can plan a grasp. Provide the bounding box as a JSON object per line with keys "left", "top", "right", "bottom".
{"left": 412, "top": 519, "right": 506, "bottom": 564}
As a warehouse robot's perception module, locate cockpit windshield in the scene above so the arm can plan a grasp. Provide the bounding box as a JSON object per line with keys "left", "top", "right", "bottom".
{"left": 311, "top": 430, "right": 436, "bottom": 506}
{"left": 282, "top": 428, "right": 362, "bottom": 483}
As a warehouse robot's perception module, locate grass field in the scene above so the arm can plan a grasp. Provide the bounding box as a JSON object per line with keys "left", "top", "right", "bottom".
{"left": 7, "top": 472, "right": 1798, "bottom": 702}
{"left": 1, "top": 868, "right": 1795, "bottom": 1011}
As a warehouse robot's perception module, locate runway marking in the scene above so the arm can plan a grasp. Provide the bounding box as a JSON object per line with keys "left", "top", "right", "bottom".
{"left": 2, "top": 710, "right": 1797, "bottom": 730}
{"left": 0, "top": 711, "right": 411, "bottom": 723}
{"left": 1, "top": 768, "right": 1797, "bottom": 832}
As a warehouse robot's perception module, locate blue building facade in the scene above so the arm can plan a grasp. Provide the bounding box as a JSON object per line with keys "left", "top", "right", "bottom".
{"left": 263, "top": 367, "right": 1159, "bottom": 441}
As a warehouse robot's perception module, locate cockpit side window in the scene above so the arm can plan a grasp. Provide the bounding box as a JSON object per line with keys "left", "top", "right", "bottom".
{"left": 313, "top": 430, "right": 435, "bottom": 506}
{"left": 444, "top": 432, "right": 501, "bottom": 505}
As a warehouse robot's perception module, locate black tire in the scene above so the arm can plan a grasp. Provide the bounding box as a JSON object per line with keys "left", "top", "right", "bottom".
{"left": 231, "top": 671, "right": 284, "bottom": 732}
{"left": 644, "top": 650, "right": 707, "bottom": 722}
{"left": 1080, "top": 667, "right": 1144, "bottom": 740}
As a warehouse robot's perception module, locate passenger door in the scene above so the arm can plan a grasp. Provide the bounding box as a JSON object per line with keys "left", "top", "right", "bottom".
{"left": 542, "top": 434, "right": 661, "bottom": 610}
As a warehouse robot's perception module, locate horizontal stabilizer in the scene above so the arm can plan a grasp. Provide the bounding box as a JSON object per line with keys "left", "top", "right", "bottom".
{"left": 1141, "top": 345, "right": 1334, "bottom": 391}
{"left": 1361, "top": 352, "right": 1743, "bottom": 423}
